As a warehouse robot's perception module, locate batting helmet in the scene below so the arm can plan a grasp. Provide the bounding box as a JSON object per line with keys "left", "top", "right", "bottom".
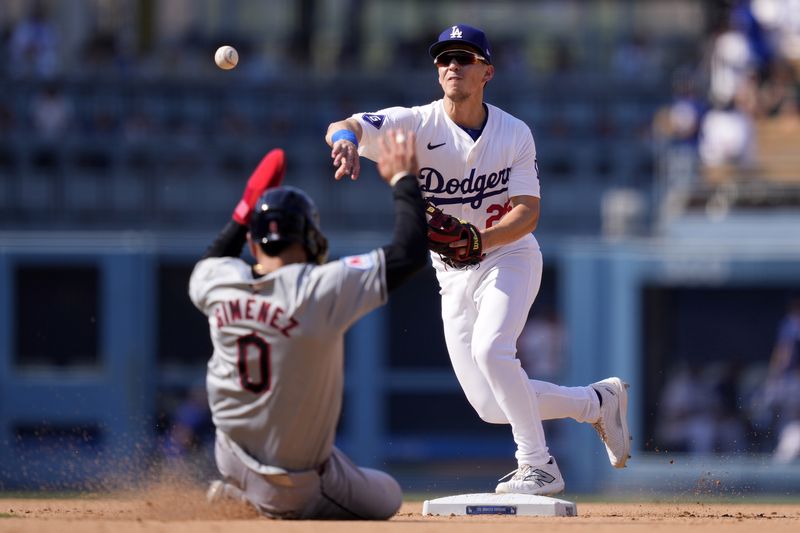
{"left": 249, "top": 186, "right": 329, "bottom": 265}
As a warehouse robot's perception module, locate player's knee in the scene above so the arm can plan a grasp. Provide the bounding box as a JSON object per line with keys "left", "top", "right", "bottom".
{"left": 366, "top": 474, "right": 403, "bottom": 520}
{"left": 476, "top": 408, "right": 508, "bottom": 424}
{"left": 471, "top": 338, "right": 516, "bottom": 371}
{"left": 382, "top": 477, "right": 404, "bottom": 519}
{"left": 471, "top": 340, "right": 491, "bottom": 369}
{"left": 469, "top": 395, "right": 507, "bottom": 424}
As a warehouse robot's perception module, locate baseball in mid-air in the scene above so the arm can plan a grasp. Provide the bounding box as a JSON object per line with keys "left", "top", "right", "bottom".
{"left": 215, "top": 45, "right": 239, "bottom": 70}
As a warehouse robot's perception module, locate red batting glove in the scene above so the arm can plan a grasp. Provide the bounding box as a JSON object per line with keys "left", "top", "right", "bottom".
{"left": 232, "top": 148, "right": 287, "bottom": 225}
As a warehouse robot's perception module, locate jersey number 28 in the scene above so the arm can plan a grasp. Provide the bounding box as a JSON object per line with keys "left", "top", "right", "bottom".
{"left": 237, "top": 334, "right": 271, "bottom": 394}
{"left": 485, "top": 200, "right": 512, "bottom": 228}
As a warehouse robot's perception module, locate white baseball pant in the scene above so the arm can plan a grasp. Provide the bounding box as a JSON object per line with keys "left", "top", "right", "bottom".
{"left": 436, "top": 238, "right": 599, "bottom": 467}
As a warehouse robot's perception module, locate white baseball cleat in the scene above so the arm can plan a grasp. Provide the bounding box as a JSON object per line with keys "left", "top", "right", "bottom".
{"left": 206, "top": 479, "right": 246, "bottom": 504}
{"left": 591, "top": 377, "right": 631, "bottom": 468}
{"left": 206, "top": 480, "right": 226, "bottom": 503}
{"left": 495, "top": 457, "right": 565, "bottom": 495}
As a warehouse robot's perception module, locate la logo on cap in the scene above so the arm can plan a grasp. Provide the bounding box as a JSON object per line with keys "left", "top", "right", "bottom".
{"left": 449, "top": 26, "right": 463, "bottom": 38}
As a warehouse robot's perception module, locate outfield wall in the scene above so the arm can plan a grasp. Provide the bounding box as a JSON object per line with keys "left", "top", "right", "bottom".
{"left": 2, "top": 227, "right": 800, "bottom": 493}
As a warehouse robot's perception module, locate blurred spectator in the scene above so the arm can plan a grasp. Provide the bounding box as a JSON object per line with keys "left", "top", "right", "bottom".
{"left": 655, "top": 362, "right": 747, "bottom": 454}
{"left": 9, "top": 3, "right": 59, "bottom": 79}
{"left": 759, "top": 368, "right": 800, "bottom": 462}
{"left": 767, "top": 296, "right": 800, "bottom": 378}
{"left": 751, "top": 297, "right": 800, "bottom": 462}
{"left": 698, "top": 76, "right": 758, "bottom": 180}
{"left": 707, "top": 360, "right": 749, "bottom": 453}
{"left": 774, "top": 417, "right": 800, "bottom": 462}
{"left": 759, "top": 58, "right": 800, "bottom": 119}
{"left": 516, "top": 308, "right": 566, "bottom": 380}
{"left": 730, "top": 0, "right": 774, "bottom": 79}
{"left": 653, "top": 68, "right": 708, "bottom": 188}
{"left": 30, "top": 83, "right": 73, "bottom": 140}
{"left": 708, "top": 15, "right": 758, "bottom": 107}
{"left": 660, "top": 70, "right": 707, "bottom": 146}
{"left": 601, "top": 188, "right": 648, "bottom": 238}
{"left": 752, "top": 0, "right": 800, "bottom": 76}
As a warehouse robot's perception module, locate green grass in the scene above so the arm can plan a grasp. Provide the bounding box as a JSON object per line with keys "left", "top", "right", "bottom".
{"left": 0, "top": 512, "right": 15, "bottom": 518}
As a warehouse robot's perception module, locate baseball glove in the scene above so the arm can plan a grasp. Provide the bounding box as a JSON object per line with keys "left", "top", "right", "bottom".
{"left": 425, "top": 201, "right": 484, "bottom": 268}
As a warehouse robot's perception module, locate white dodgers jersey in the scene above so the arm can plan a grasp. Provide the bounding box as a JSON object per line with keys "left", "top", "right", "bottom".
{"left": 189, "top": 250, "right": 387, "bottom": 471}
{"left": 354, "top": 100, "right": 540, "bottom": 255}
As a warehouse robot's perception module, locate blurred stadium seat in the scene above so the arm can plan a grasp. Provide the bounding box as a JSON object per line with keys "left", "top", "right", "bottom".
{"left": 0, "top": 74, "right": 669, "bottom": 235}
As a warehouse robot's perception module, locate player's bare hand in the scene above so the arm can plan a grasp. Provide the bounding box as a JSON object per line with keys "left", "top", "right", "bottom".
{"left": 331, "top": 140, "right": 361, "bottom": 181}
{"left": 377, "top": 129, "right": 418, "bottom": 184}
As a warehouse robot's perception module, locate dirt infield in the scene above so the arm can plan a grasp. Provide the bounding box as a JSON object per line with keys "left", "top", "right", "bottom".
{"left": 1, "top": 491, "right": 799, "bottom": 533}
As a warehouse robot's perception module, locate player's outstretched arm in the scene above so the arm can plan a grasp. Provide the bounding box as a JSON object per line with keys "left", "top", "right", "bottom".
{"left": 202, "top": 149, "right": 287, "bottom": 260}
{"left": 377, "top": 130, "right": 428, "bottom": 292}
{"left": 326, "top": 118, "right": 363, "bottom": 181}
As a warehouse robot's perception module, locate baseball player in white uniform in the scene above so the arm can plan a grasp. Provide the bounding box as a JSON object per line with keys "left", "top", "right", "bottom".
{"left": 326, "top": 24, "right": 632, "bottom": 495}
{"left": 190, "top": 133, "right": 427, "bottom": 518}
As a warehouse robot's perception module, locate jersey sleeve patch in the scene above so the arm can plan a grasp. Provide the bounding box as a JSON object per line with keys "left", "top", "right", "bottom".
{"left": 343, "top": 253, "right": 375, "bottom": 270}
{"left": 361, "top": 113, "right": 386, "bottom": 130}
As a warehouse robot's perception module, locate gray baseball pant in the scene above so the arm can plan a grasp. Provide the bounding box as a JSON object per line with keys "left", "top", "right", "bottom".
{"left": 213, "top": 437, "right": 402, "bottom": 519}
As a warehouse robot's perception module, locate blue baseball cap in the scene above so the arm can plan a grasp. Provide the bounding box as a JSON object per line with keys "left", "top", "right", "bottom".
{"left": 429, "top": 24, "right": 492, "bottom": 64}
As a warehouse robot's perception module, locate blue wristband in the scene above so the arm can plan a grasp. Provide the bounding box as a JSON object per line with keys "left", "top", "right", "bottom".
{"left": 331, "top": 129, "right": 358, "bottom": 148}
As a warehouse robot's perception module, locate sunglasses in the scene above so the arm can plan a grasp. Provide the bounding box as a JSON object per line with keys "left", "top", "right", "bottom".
{"left": 434, "top": 49, "right": 488, "bottom": 67}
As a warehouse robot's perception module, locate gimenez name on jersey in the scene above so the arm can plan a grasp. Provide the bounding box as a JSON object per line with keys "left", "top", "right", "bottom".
{"left": 213, "top": 296, "right": 299, "bottom": 338}
{"left": 419, "top": 165, "right": 511, "bottom": 209}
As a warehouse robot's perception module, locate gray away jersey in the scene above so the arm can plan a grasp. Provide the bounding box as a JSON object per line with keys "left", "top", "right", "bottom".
{"left": 189, "top": 249, "right": 387, "bottom": 472}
